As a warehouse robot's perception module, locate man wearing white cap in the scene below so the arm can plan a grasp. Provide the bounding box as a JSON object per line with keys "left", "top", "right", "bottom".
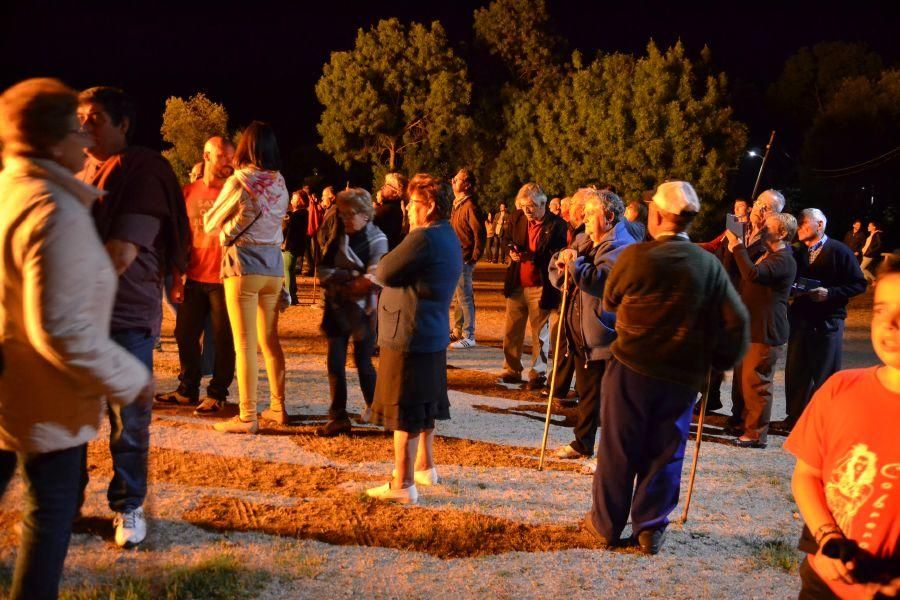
{"left": 583, "top": 181, "right": 749, "bottom": 554}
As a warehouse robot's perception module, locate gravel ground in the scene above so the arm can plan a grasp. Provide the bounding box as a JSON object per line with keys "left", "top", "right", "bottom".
{"left": 0, "top": 263, "right": 878, "bottom": 599}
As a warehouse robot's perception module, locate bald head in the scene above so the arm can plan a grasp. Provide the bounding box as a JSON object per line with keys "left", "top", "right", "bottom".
{"left": 202, "top": 135, "right": 234, "bottom": 184}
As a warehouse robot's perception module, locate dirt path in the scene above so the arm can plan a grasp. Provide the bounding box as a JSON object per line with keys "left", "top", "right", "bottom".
{"left": 0, "top": 263, "right": 878, "bottom": 598}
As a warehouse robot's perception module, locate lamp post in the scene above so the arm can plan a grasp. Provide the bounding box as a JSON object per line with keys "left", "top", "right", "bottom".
{"left": 750, "top": 130, "right": 776, "bottom": 200}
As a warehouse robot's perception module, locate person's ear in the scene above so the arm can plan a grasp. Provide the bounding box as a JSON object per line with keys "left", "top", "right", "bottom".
{"left": 118, "top": 116, "right": 130, "bottom": 138}
{"left": 427, "top": 201, "right": 436, "bottom": 218}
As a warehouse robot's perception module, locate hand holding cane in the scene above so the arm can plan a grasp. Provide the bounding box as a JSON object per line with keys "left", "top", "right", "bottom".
{"left": 679, "top": 368, "right": 713, "bottom": 523}
{"left": 538, "top": 264, "right": 570, "bottom": 471}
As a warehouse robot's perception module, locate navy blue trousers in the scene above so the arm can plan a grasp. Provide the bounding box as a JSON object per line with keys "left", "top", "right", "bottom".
{"left": 589, "top": 357, "right": 697, "bottom": 540}
{"left": 785, "top": 318, "right": 844, "bottom": 422}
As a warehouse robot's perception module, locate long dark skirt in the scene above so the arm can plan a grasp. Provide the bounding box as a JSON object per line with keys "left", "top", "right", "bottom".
{"left": 371, "top": 347, "right": 450, "bottom": 435}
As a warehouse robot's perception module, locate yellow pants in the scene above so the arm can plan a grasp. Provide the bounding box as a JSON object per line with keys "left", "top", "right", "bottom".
{"left": 223, "top": 275, "right": 285, "bottom": 420}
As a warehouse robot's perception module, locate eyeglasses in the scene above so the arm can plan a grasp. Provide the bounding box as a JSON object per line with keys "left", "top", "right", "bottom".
{"left": 338, "top": 209, "right": 361, "bottom": 219}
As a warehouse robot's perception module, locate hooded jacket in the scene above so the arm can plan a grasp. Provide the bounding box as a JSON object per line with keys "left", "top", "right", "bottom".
{"left": 0, "top": 157, "right": 150, "bottom": 453}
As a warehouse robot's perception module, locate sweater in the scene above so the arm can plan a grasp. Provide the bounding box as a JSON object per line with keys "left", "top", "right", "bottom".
{"left": 732, "top": 245, "right": 796, "bottom": 345}
{"left": 604, "top": 236, "right": 750, "bottom": 392}
{"left": 791, "top": 238, "right": 866, "bottom": 325}
{"left": 450, "top": 195, "right": 486, "bottom": 263}
{"left": 0, "top": 157, "right": 150, "bottom": 453}
{"left": 376, "top": 220, "right": 463, "bottom": 353}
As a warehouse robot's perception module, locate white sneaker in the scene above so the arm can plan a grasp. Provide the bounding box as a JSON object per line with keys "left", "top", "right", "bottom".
{"left": 113, "top": 507, "right": 146, "bottom": 548}
{"left": 392, "top": 467, "right": 439, "bottom": 486}
{"left": 449, "top": 337, "right": 476, "bottom": 349}
{"left": 366, "top": 482, "right": 418, "bottom": 504}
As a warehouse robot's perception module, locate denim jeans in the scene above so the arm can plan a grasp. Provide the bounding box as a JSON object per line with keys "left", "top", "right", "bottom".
{"left": 0, "top": 444, "right": 86, "bottom": 600}
{"left": 452, "top": 262, "right": 476, "bottom": 339}
{"left": 104, "top": 328, "right": 154, "bottom": 513}
{"left": 174, "top": 279, "right": 235, "bottom": 401}
{"left": 326, "top": 331, "right": 377, "bottom": 420}
{"left": 165, "top": 274, "right": 214, "bottom": 375}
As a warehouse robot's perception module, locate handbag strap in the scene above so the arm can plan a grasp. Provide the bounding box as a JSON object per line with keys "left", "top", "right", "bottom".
{"left": 224, "top": 209, "right": 263, "bottom": 247}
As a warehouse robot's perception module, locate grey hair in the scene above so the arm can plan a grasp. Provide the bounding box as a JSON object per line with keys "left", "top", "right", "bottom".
{"left": 516, "top": 182, "right": 547, "bottom": 207}
{"left": 768, "top": 212, "right": 798, "bottom": 242}
{"left": 758, "top": 189, "right": 786, "bottom": 213}
{"left": 336, "top": 187, "right": 374, "bottom": 219}
{"left": 573, "top": 187, "right": 624, "bottom": 223}
{"left": 800, "top": 207, "right": 827, "bottom": 232}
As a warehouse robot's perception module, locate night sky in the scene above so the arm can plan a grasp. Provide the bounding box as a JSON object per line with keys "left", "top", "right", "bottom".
{"left": 2, "top": 0, "right": 898, "bottom": 171}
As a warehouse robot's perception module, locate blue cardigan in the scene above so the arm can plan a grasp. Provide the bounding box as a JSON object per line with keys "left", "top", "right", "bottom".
{"left": 376, "top": 220, "right": 463, "bottom": 353}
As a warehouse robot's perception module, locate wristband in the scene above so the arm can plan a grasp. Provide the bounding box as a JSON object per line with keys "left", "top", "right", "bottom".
{"left": 814, "top": 523, "right": 844, "bottom": 546}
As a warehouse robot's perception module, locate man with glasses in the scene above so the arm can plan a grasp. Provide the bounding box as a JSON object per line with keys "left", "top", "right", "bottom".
{"left": 499, "top": 183, "right": 568, "bottom": 389}
{"left": 77, "top": 86, "right": 190, "bottom": 548}
{"left": 449, "top": 168, "right": 486, "bottom": 349}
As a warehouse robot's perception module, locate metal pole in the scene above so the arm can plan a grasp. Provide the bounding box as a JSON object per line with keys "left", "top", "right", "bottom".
{"left": 679, "top": 368, "right": 713, "bottom": 524}
{"left": 750, "top": 130, "right": 776, "bottom": 200}
{"left": 538, "top": 266, "right": 570, "bottom": 471}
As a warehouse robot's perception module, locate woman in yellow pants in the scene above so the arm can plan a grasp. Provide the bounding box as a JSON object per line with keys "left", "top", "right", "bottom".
{"left": 203, "top": 122, "right": 290, "bottom": 433}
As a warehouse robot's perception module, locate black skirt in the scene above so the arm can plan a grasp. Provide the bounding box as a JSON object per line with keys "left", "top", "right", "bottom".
{"left": 371, "top": 347, "right": 450, "bottom": 434}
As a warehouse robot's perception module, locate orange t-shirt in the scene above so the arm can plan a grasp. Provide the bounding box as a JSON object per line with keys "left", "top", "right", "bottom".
{"left": 183, "top": 179, "right": 224, "bottom": 283}
{"left": 784, "top": 366, "right": 900, "bottom": 599}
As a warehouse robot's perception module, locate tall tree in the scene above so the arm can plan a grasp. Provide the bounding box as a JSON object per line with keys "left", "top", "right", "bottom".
{"left": 487, "top": 42, "right": 748, "bottom": 237}
{"left": 315, "top": 18, "right": 473, "bottom": 181}
{"left": 160, "top": 93, "right": 229, "bottom": 184}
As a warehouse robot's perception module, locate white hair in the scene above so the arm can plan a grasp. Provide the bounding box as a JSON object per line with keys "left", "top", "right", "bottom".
{"left": 757, "top": 189, "right": 786, "bottom": 213}
{"left": 516, "top": 182, "right": 547, "bottom": 207}
{"left": 800, "top": 207, "right": 827, "bottom": 232}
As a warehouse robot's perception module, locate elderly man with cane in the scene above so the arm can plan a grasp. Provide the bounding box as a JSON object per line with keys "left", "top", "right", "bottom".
{"left": 582, "top": 181, "right": 749, "bottom": 554}
{"left": 544, "top": 188, "right": 640, "bottom": 461}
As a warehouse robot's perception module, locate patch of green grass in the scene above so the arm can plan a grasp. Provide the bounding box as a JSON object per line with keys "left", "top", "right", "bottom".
{"left": 26, "top": 554, "right": 270, "bottom": 600}
{"left": 756, "top": 539, "right": 801, "bottom": 574}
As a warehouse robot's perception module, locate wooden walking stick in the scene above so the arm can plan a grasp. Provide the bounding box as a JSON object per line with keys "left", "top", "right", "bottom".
{"left": 679, "top": 368, "right": 714, "bottom": 523}
{"left": 538, "top": 265, "right": 571, "bottom": 471}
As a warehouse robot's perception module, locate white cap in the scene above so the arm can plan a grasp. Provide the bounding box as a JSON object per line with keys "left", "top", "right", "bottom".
{"left": 650, "top": 181, "right": 701, "bottom": 215}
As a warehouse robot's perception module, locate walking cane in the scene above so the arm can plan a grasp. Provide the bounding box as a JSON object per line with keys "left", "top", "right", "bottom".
{"left": 538, "top": 266, "right": 571, "bottom": 471}
{"left": 679, "top": 368, "right": 714, "bottom": 524}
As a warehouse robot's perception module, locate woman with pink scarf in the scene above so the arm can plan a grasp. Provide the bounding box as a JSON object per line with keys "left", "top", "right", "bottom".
{"left": 203, "top": 122, "right": 290, "bottom": 433}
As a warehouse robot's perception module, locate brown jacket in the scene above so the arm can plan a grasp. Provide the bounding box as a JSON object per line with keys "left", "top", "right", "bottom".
{"left": 450, "top": 194, "right": 486, "bottom": 264}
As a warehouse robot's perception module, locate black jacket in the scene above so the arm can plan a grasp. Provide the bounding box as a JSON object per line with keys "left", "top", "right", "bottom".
{"left": 450, "top": 195, "right": 486, "bottom": 263}
{"left": 374, "top": 197, "right": 405, "bottom": 250}
{"left": 502, "top": 209, "right": 568, "bottom": 310}
{"left": 862, "top": 231, "right": 883, "bottom": 258}
{"left": 282, "top": 207, "right": 309, "bottom": 255}
{"left": 732, "top": 245, "right": 796, "bottom": 346}
{"left": 843, "top": 228, "right": 867, "bottom": 255}
{"left": 791, "top": 238, "right": 867, "bottom": 325}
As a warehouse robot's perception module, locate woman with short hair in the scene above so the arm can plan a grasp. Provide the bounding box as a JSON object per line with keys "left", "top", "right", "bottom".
{"left": 316, "top": 188, "right": 388, "bottom": 437}
{"left": 366, "top": 174, "right": 463, "bottom": 504}
{"left": 203, "top": 121, "right": 291, "bottom": 433}
{"left": 0, "top": 78, "right": 150, "bottom": 599}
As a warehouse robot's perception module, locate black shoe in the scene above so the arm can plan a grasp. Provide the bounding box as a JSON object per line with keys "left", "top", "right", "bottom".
{"left": 315, "top": 418, "right": 352, "bottom": 437}
{"left": 582, "top": 513, "right": 612, "bottom": 547}
{"left": 499, "top": 372, "right": 523, "bottom": 385}
{"left": 635, "top": 527, "right": 667, "bottom": 555}
{"left": 723, "top": 422, "right": 744, "bottom": 437}
{"left": 732, "top": 438, "right": 767, "bottom": 449}
{"left": 525, "top": 376, "right": 547, "bottom": 391}
{"left": 771, "top": 418, "right": 796, "bottom": 433}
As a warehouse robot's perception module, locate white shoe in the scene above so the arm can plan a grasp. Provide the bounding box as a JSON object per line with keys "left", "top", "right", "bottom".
{"left": 449, "top": 337, "right": 476, "bottom": 349}
{"left": 113, "top": 507, "right": 146, "bottom": 548}
{"left": 366, "top": 482, "right": 418, "bottom": 504}
{"left": 392, "top": 467, "right": 439, "bottom": 486}
{"left": 213, "top": 415, "right": 259, "bottom": 434}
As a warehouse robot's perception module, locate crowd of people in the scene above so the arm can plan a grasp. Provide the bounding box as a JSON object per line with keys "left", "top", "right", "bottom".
{"left": 0, "top": 77, "right": 897, "bottom": 599}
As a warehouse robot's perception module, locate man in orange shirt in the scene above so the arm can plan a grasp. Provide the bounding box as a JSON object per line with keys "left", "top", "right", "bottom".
{"left": 785, "top": 253, "right": 900, "bottom": 599}
{"left": 156, "top": 137, "right": 236, "bottom": 415}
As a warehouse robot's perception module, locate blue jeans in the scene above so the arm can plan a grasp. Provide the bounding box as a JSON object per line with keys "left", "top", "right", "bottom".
{"left": 104, "top": 329, "right": 154, "bottom": 513}
{"left": 0, "top": 444, "right": 86, "bottom": 600}
{"left": 174, "top": 280, "right": 234, "bottom": 400}
{"left": 452, "top": 262, "right": 476, "bottom": 339}
{"left": 165, "top": 274, "right": 214, "bottom": 375}
{"left": 589, "top": 357, "right": 697, "bottom": 540}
